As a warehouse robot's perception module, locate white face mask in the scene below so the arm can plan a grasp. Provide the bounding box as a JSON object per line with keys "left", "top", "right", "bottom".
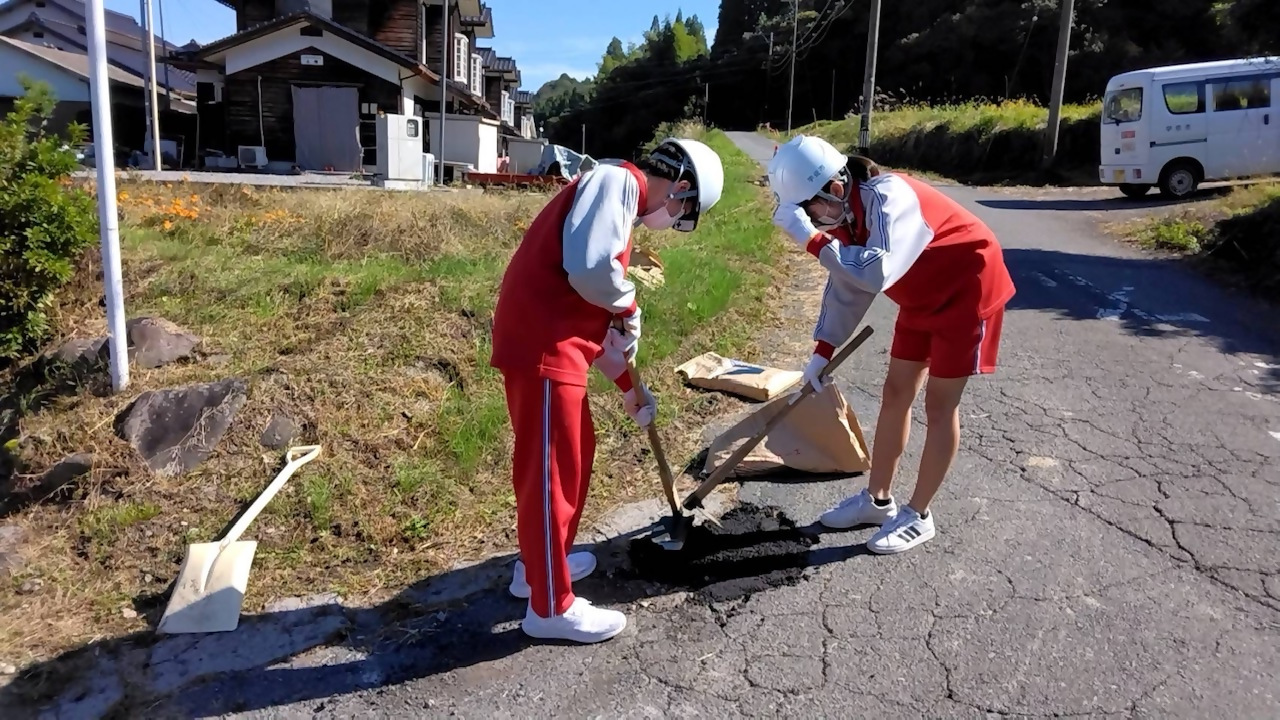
{"left": 639, "top": 204, "right": 681, "bottom": 230}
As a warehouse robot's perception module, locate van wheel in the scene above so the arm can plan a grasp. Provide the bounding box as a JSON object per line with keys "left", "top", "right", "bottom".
{"left": 1119, "top": 183, "right": 1152, "bottom": 199}
{"left": 1158, "top": 162, "right": 1199, "bottom": 199}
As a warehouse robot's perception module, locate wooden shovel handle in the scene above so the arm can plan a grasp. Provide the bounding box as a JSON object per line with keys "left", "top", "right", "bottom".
{"left": 681, "top": 325, "right": 874, "bottom": 510}
{"left": 626, "top": 364, "right": 682, "bottom": 518}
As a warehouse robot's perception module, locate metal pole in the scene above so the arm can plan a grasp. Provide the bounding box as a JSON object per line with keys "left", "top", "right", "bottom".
{"left": 786, "top": 0, "right": 797, "bottom": 133}
{"left": 85, "top": 0, "right": 129, "bottom": 393}
{"left": 158, "top": 0, "right": 171, "bottom": 111}
{"left": 141, "top": 0, "right": 161, "bottom": 170}
{"left": 1041, "top": 0, "right": 1075, "bottom": 169}
{"left": 438, "top": 0, "right": 448, "bottom": 184}
{"left": 581, "top": 123, "right": 586, "bottom": 153}
{"left": 704, "top": 82, "right": 709, "bottom": 125}
{"left": 857, "top": 0, "right": 882, "bottom": 155}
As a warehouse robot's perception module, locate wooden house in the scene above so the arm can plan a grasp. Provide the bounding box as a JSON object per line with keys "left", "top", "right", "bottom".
{"left": 177, "top": 0, "right": 507, "bottom": 175}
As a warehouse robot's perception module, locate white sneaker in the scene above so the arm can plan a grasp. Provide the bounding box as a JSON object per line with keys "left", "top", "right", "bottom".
{"left": 522, "top": 597, "right": 627, "bottom": 644}
{"left": 509, "top": 551, "right": 598, "bottom": 599}
{"left": 867, "top": 505, "right": 935, "bottom": 555}
{"left": 819, "top": 488, "right": 898, "bottom": 529}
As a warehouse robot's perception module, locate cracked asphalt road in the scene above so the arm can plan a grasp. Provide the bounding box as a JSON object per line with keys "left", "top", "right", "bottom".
{"left": 166, "top": 133, "right": 1280, "bottom": 718}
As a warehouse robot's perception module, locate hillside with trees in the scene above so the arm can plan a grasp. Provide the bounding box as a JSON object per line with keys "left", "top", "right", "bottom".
{"left": 535, "top": 0, "right": 1280, "bottom": 158}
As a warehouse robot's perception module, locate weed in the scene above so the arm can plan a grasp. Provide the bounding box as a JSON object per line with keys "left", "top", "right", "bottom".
{"left": 1137, "top": 217, "right": 1209, "bottom": 253}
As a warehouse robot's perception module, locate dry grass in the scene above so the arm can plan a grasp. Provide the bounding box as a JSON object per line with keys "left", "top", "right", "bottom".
{"left": 0, "top": 129, "right": 790, "bottom": 667}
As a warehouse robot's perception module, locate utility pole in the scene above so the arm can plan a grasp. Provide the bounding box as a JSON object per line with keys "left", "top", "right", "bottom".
{"left": 857, "top": 0, "right": 882, "bottom": 155}
{"left": 85, "top": 0, "right": 129, "bottom": 392}
{"left": 764, "top": 31, "right": 774, "bottom": 124}
{"left": 437, "top": 0, "right": 448, "bottom": 184}
{"left": 830, "top": 68, "right": 836, "bottom": 118}
{"left": 786, "top": 0, "right": 798, "bottom": 133}
{"left": 581, "top": 123, "right": 586, "bottom": 154}
{"left": 157, "top": 0, "right": 171, "bottom": 111}
{"left": 1041, "top": 0, "right": 1075, "bottom": 169}
{"left": 140, "top": 0, "right": 160, "bottom": 170}
{"left": 704, "top": 81, "right": 709, "bottom": 125}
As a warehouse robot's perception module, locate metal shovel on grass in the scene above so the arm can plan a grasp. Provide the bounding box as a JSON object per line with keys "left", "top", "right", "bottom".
{"left": 157, "top": 444, "right": 323, "bottom": 635}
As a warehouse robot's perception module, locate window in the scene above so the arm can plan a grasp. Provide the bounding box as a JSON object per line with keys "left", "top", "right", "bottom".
{"left": 1211, "top": 77, "right": 1271, "bottom": 112}
{"left": 500, "top": 90, "right": 512, "bottom": 124}
{"left": 469, "top": 53, "right": 483, "bottom": 96}
{"left": 452, "top": 34, "right": 468, "bottom": 82}
{"left": 1162, "top": 81, "right": 1205, "bottom": 115}
{"left": 1103, "top": 87, "right": 1142, "bottom": 124}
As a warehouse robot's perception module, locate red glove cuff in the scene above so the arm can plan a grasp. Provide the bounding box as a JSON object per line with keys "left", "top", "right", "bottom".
{"left": 804, "top": 233, "right": 828, "bottom": 258}
{"left": 814, "top": 341, "right": 836, "bottom": 360}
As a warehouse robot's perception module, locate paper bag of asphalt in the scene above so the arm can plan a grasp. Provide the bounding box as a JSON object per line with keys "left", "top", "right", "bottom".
{"left": 704, "top": 383, "right": 871, "bottom": 477}
{"left": 675, "top": 353, "right": 803, "bottom": 402}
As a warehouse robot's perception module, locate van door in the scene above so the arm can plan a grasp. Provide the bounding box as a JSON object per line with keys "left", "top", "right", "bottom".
{"left": 1101, "top": 84, "right": 1146, "bottom": 181}
{"left": 1206, "top": 75, "right": 1273, "bottom": 179}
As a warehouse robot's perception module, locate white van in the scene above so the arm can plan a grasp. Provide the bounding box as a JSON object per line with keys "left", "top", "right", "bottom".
{"left": 1099, "top": 57, "right": 1280, "bottom": 199}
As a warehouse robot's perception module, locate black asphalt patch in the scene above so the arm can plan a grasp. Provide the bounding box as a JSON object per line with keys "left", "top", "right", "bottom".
{"left": 627, "top": 503, "right": 818, "bottom": 602}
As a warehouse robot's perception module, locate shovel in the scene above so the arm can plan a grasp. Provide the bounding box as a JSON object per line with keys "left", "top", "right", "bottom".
{"left": 157, "top": 445, "right": 323, "bottom": 635}
{"left": 625, "top": 362, "right": 692, "bottom": 550}
{"left": 677, "top": 325, "right": 875, "bottom": 514}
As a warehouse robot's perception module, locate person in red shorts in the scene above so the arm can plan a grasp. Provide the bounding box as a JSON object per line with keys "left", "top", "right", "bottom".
{"left": 767, "top": 134, "right": 1016, "bottom": 555}
{"left": 490, "top": 138, "right": 724, "bottom": 643}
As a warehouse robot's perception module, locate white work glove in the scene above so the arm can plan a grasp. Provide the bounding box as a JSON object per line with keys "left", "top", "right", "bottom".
{"left": 773, "top": 203, "right": 823, "bottom": 248}
{"left": 623, "top": 383, "right": 656, "bottom": 428}
{"left": 615, "top": 307, "right": 642, "bottom": 358}
{"left": 593, "top": 328, "right": 629, "bottom": 384}
{"left": 803, "top": 353, "right": 829, "bottom": 394}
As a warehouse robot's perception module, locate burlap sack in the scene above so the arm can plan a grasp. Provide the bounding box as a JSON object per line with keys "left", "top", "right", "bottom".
{"left": 704, "top": 382, "right": 871, "bottom": 477}
{"left": 675, "top": 353, "right": 804, "bottom": 402}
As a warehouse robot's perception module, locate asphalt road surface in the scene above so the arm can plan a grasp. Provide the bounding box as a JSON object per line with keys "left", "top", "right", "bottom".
{"left": 164, "top": 133, "right": 1280, "bottom": 718}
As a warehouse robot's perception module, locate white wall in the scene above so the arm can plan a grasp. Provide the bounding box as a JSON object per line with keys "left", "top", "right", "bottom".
{"left": 507, "top": 137, "right": 545, "bottom": 174}
{"left": 0, "top": 42, "right": 87, "bottom": 101}
{"left": 426, "top": 114, "right": 499, "bottom": 173}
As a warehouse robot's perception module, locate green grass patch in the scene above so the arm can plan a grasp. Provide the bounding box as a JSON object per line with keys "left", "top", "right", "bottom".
{"left": 1125, "top": 181, "right": 1280, "bottom": 298}
{"left": 780, "top": 99, "right": 1102, "bottom": 185}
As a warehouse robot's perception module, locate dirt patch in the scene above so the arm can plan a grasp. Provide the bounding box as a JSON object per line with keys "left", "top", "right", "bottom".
{"left": 627, "top": 503, "right": 818, "bottom": 602}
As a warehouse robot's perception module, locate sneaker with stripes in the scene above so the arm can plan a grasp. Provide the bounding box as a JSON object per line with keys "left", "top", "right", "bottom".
{"left": 867, "top": 504, "right": 935, "bottom": 554}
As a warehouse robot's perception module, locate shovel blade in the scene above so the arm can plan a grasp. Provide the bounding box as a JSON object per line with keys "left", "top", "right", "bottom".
{"left": 157, "top": 540, "right": 259, "bottom": 635}
{"left": 646, "top": 513, "right": 694, "bottom": 552}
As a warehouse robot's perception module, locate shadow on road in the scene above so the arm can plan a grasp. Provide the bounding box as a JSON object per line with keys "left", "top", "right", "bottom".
{"left": 1003, "top": 247, "right": 1280, "bottom": 386}
{"left": 1, "top": 472, "right": 868, "bottom": 717}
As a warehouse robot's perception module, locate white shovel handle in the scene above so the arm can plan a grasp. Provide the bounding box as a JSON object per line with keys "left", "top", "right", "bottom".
{"left": 219, "top": 445, "right": 322, "bottom": 549}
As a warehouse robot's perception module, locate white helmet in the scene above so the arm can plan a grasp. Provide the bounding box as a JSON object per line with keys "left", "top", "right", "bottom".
{"left": 767, "top": 134, "right": 849, "bottom": 205}
{"left": 648, "top": 137, "right": 724, "bottom": 232}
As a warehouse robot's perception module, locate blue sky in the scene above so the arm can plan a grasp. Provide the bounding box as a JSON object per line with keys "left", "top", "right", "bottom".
{"left": 103, "top": 0, "right": 720, "bottom": 92}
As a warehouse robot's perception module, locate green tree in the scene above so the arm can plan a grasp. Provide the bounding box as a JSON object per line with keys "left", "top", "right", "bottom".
{"left": 0, "top": 77, "right": 98, "bottom": 359}
{"left": 598, "top": 36, "right": 629, "bottom": 79}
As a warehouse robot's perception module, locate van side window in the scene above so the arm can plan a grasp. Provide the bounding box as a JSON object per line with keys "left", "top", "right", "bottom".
{"left": 1103, "top": 87, "right": 1143, "bottom": 123}
{"left": 1163, "top": 81, "right": 1205, "bottom": 114}
{"left": 1211, "top": 78, "right": 1271, "bottom": 112}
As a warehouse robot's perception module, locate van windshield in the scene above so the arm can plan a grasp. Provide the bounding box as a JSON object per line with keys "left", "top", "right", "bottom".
{"left": 1103, "top": 87, "right": 1143, "bottom": 124}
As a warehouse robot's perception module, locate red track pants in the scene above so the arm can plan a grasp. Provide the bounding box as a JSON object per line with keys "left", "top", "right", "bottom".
{"left": 503, "top": 372, "right": 595, "bottom": 618}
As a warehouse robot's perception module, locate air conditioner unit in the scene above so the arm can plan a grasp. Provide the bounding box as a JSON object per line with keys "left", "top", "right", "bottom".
{"left": 238, "top": 145, "right": 267, "bottom": 169}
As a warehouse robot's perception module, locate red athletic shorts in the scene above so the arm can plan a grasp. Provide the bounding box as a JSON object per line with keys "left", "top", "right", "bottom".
{"left": 890, "top": 309, "right": 1005, "bottom": 379}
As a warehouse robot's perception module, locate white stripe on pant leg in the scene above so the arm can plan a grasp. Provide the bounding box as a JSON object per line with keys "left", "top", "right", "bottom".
{"left": 972, "top": 318, "right": 987, "bottom": 375}
{"left": 542, "top": 379, "right": 555, "bottom": 617}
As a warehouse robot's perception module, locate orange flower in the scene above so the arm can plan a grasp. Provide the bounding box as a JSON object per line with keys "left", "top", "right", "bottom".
{"left": 162, "top": 220, "right": 173, "bottom": 231}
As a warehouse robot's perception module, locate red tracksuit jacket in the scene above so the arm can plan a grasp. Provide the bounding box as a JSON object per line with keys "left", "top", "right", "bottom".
{"left": 490, "top": 161, "right": 648, "bottom": 386}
